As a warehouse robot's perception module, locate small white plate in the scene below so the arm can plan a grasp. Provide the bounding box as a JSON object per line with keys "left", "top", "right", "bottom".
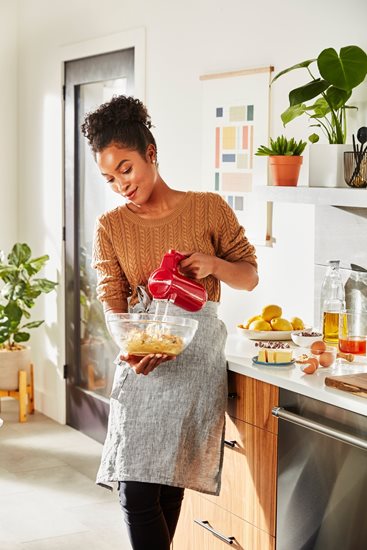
{"left": 237, "top": 325, "right": 292, "bottom": 341}
{"left": 252, "top": 355, "right": 295, "bottom": 368}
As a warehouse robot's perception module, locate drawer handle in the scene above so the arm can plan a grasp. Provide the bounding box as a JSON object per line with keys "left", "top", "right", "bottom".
{"left": 224, "top": 439, "right": 237, "bottom": 448}
{"left": 194, "top": 519, "right": 235, "bottom": 545}
{"left": 227, "top": 392, "right": 238, "bottom": 399}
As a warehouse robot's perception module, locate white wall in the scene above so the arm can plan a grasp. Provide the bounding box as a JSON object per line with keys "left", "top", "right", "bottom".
{"left": 0, "top": 0, "right": 18, "bottom": 251}
{"left": 10, "top": 0, "right": 367, "bottom": 422}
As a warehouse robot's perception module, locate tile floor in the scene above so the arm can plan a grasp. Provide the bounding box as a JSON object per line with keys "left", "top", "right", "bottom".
{"left": 0, "top": 398, "right": 132, "bottom": 549}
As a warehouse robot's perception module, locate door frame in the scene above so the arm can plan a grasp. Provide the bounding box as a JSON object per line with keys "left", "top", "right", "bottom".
{"left": 58, "top": 29, "right": 145, "bottom": 426}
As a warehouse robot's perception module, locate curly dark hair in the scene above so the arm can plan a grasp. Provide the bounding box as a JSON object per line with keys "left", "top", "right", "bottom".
{"left": 81, "top": 95, "right": 157, "bottom": 158}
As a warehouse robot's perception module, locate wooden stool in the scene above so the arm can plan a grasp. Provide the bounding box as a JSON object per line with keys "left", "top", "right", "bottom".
{"left": 0, "top": 363, "right": 35, "bottom": 422}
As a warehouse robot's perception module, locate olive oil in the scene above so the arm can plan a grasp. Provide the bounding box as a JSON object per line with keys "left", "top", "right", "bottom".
{"left": 320, "top": 260, "right": 345, "bottom": 344}
{"left": 323, "top": 311, "right": 340, "bottom": 344}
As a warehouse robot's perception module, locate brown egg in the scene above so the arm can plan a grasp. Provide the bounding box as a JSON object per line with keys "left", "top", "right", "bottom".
{"left": 310, "top": 341, "right": 326, "bottom": 355}
{"left": 318, "top": 351, "right": 335, "bottom": 368}
{"left": 301, "top": 357, "right": 319, "bottom": 374}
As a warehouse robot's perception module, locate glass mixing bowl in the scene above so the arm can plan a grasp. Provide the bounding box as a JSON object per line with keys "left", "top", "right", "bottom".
{"left": 106, "top": 313, "right": 199, "bottom": 357}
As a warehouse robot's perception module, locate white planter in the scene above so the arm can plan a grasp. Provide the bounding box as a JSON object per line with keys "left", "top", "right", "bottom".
{"left": 0, "top": 346, "right": 32, "bottom": 391}
{"left": 309, "top": 144, "right": 352, "bottom": 188}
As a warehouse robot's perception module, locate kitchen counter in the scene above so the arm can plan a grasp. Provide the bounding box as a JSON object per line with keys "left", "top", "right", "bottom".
{"left": 225, "top": 334, "right": 367, "bottom": 417}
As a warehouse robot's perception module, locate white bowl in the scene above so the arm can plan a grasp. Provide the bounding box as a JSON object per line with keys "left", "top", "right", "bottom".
{"left": 291, "top": 330, "right": 323, "bottom": 348}
{"left": 236, "top": 325, "right": 292, "bottom": 341}
{"left": 106, "top": 313, "right": 198, "bottom": 357}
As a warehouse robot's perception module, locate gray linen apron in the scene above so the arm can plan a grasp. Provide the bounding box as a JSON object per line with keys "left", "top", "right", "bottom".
{"left": 96, "top": 300, "right": 228, "bottom": 496}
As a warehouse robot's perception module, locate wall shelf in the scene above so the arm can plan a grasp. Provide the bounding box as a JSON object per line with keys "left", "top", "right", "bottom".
{"left": 253, "top": 186, "right": 367, "bottom": 208}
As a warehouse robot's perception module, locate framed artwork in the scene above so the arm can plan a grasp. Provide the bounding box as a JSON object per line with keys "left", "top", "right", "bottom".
{"left": 200, "top": 66, "right": 274, "bottom": 245}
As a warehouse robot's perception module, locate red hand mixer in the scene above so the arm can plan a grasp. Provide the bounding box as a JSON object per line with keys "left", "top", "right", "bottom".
{"left": 148, "top": 250, "right": 207, "bottom": 312}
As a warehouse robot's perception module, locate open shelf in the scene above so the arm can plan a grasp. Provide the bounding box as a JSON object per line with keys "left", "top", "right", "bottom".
{"left": 253, "top": 186, "right": 367, "bottom": 208}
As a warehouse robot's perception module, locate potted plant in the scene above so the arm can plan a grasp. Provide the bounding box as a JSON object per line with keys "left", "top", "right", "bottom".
{"left": 256, "top": 135, "right": 307, "bottom": 186}
{"left": 79, "top": 246, "right": 111, "bottom": 390}
{"left": 271, "top": 45, "right": 367, "bottom": 187}
{"left": 0, "top": 243, "right": 58, "bottom": 390}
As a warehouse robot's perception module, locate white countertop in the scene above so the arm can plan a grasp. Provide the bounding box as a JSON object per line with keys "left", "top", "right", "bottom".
{"left": 225, "top": 334, "right": 367, "bottom": 417}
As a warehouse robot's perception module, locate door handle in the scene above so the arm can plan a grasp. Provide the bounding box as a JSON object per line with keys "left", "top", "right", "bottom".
{"left": 224, "top": 439, "right": 237, "bottom": 448}
{"left": 272, "top": 406, "right": 367, "bottom": 451}
{"left": 194, "top": 519, "right": 235, "bottom": 545}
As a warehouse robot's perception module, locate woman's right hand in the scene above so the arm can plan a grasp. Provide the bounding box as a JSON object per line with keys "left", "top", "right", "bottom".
{"left": 119, "top": 353, "right": 175, "bottom": 375}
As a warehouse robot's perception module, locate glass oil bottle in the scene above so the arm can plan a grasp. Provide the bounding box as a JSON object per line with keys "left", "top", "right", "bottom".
{"left": 320, "top": 260, "right": 345, "bottom": 344}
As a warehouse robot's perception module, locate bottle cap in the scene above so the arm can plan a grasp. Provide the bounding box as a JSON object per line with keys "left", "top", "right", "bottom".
{"left": 329, "top": 260, "right": 340, "bottom": 267}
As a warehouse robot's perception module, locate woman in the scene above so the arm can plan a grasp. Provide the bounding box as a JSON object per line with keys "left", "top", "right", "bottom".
{"left": 81, "top": 95, "right": 258, "bottom": 550}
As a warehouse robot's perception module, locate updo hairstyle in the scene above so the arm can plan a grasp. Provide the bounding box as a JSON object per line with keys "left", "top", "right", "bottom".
{"left": 81, "top": 95, "right": 157, "bottom": 159}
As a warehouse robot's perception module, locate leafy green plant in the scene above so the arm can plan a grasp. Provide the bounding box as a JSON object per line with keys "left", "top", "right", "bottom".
{"left": 0, "top": 243, "right": 58, "bottom": 350}
{"left": 79, "top": 246, "right": 109, "bottom": 342}
{"left": 271, "top": 45, "right": 367, "bottom": 144}
{"left": 256, "top": 135, "right": 307, "bottom": 156}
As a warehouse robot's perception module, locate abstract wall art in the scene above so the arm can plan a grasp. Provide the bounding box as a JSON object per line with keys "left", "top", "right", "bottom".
{"left": 200, "top": 66, "right": 274, "bottom": 245}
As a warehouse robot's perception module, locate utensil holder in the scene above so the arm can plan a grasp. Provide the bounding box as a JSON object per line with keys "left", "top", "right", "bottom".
{"left": 344, "top": 151, "right": 367, "bottom": 188}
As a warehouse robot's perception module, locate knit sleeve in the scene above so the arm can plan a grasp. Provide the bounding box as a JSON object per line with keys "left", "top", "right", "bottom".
{"left": 91, "top": 216, "right": 130, "bottom": 312}
{"left": 213, "top": 194, "right": 258, "bottom": 268}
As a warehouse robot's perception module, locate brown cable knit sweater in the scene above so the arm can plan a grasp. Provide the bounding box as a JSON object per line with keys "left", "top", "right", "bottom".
{"left": 92, "top": 191, "right": 257, "bottom": 312}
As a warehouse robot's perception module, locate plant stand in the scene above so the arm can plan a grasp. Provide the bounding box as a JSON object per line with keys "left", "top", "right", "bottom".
{"left": 0, "top": 363, "right": 34, "bottom": 422}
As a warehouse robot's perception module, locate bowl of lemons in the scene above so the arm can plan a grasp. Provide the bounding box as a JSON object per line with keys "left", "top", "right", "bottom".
{"left": 237, "top": 305, "right": 305, "bottom": 341}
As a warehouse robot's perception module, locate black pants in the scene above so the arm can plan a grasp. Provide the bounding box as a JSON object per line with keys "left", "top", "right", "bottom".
{"left": 118, "top": 481, "right": 185, "bottom": 550}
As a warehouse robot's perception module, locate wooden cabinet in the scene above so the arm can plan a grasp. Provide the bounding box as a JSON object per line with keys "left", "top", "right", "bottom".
{"left": 206, "top": 413, "right": 277, "bottom": 535}
{"left": 227, "top": 371, "right": 279, "bottom": 433}
{"left": 173, "top": 489, "right": 196, "bottom": 550}
{"left": 174, "top": 372, "right": 279, "bottom": 549}
{"left": 174, "top": 489, "right": 275, "bottom": 550}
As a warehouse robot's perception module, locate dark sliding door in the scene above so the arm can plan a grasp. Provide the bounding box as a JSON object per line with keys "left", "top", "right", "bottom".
{"left": 64, "top": 49, "right": 134, "bottom": 442}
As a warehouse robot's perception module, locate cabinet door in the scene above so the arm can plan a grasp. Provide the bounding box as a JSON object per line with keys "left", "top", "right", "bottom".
{"left": 205, "top": 414, "right": 277, "bottom": 535}
{"left": 173, "top": 490, "right": 199, "bottom": 550}
{"left": 227, "top": 371, "right": 279, "bottom": 433}
{"left": 192, "top": 496, "right": 275, "bottom": 550}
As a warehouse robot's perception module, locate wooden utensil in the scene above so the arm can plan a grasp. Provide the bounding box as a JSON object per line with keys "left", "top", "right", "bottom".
{"left": 337, "top": 351, "right": 355, "bottom": 362}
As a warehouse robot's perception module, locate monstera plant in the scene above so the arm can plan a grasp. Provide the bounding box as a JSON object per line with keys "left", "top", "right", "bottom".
{"left": 0, "top": 243, "right": 58, "bottom": 350}
{"left": 272, "top": 45, "right": 367, "bottom": 144}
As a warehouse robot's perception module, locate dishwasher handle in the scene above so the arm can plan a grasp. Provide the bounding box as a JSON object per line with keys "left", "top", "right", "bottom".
{"left": 272, "top": 406, "right": 367, "bottom": 451}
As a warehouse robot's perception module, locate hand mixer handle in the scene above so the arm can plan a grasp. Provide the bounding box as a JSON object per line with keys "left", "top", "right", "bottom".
{"left": 168, "top": 250, "right": 188, "bottom": 271}
{"left": 148, "top": 249, "right": 207, "bottom": 311}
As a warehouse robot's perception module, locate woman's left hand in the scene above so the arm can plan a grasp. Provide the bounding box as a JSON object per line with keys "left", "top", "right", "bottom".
{"left": 178, "top": 252, "right": 215, "bottom": 280}
{"left": 119, "top": 353, "right": 174, "bottom": 375}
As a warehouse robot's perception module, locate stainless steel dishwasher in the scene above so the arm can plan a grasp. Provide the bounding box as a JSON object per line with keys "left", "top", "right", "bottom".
{"left": 273, "top": 389, "right": 367, "bottom": 550}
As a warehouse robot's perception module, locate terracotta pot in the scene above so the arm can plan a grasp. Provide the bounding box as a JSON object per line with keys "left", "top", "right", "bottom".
{"left": 0, "top": 346, "right": 32, "bottom": 391}
{"left": 269, "top": 155, "right": 303, "bottom": 186}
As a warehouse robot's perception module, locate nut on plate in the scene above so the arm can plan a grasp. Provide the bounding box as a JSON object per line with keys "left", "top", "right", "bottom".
{"left": 296, "top": 354, "right": 310, "bottom": 364}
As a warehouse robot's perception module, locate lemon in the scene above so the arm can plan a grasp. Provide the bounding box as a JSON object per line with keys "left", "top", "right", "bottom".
{"left": 249, "top": 319, "right": 272, "bottom": 331}
{"left": 244, "top": 314, "right": 262, "bottom": 329}
{"left": 270, "top": 317, "right": 293, "bottom": 331}
{"left": 290, "top": 317, "right": 305, "bottom": 330}
{"left": 262, "top": 304, "right": 282, "bottom": 322}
